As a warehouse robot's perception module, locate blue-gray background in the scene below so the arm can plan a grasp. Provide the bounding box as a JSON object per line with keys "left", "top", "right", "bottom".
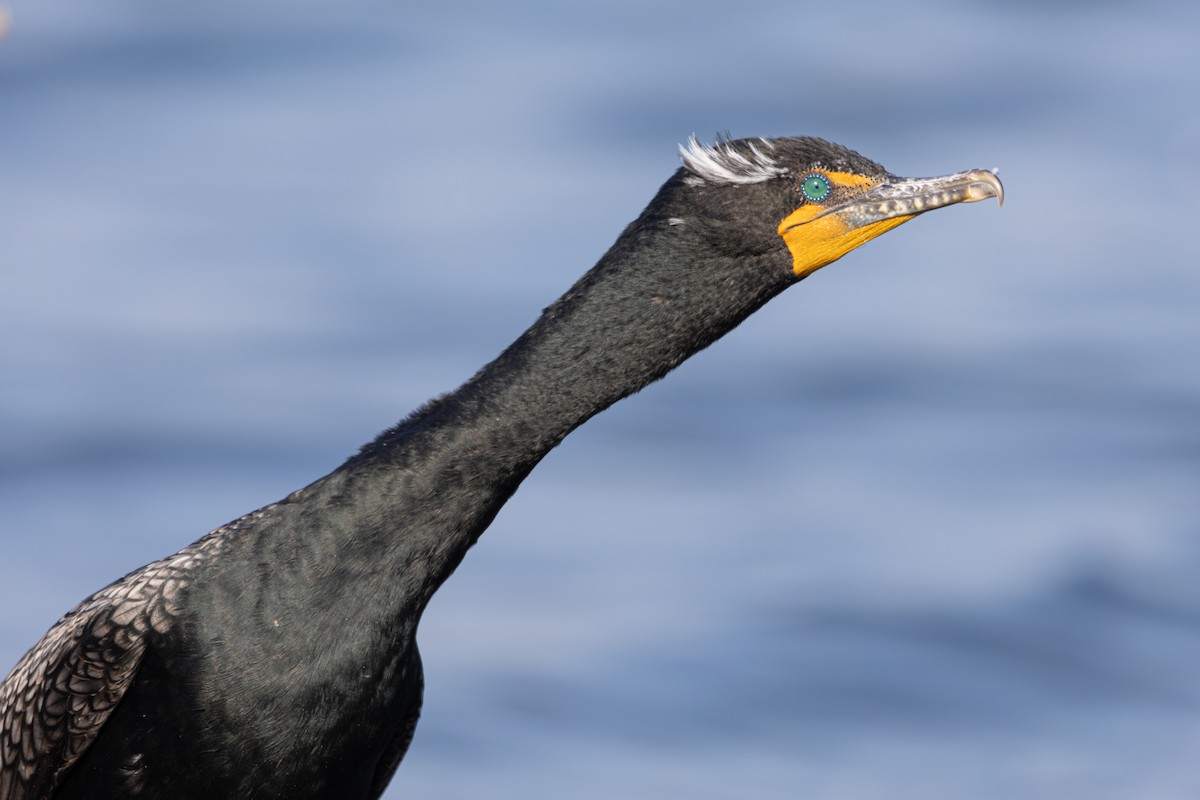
{"left": 2, "top": 2, "right": 1198, "bottom": 797}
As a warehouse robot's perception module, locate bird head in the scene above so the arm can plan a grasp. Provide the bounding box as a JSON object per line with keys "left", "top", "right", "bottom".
{"left": 678, "top": 135, "right": 1003, "bottom": 279}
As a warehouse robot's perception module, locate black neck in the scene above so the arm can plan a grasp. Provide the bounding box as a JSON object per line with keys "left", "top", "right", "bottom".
{"left": 323, "top": 176, "right": 793, "bottom": 613}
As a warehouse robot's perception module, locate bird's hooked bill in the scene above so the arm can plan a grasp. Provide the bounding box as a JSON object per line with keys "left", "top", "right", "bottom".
{"left": 790, "top": 168, "right": 1004, "bottom": 232}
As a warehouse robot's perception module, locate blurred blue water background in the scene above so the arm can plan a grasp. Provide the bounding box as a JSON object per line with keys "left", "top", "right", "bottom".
{"left": 2, "top": 2, "right": 1199, "bottom": 797}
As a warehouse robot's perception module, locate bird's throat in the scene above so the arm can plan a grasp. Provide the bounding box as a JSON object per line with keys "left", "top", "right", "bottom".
{"left": 778, "top": 210, "right": 914, "bottom": 278}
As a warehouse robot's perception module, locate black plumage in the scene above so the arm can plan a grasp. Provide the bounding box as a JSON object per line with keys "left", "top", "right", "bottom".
{"left": 0, "top": 136, "right": 1002, "bottom": 799}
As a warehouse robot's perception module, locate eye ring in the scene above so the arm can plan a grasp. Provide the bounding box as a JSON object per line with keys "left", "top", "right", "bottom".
{"left": 801, "top": 173, "right": 832, "bottom": 203}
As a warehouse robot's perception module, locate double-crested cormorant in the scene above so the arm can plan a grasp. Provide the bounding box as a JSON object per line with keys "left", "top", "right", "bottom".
{"left": 0, "top": 136, "right": 1001, "bottom": 799}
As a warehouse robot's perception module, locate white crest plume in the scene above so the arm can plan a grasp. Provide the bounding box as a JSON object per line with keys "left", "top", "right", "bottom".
{"left": 679, "top": 134, "right": 788, "bottom": 187}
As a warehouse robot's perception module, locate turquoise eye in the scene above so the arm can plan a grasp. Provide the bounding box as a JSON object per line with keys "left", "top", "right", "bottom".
{"left": 801, "top": 173, "right": 831, "bottom": 202}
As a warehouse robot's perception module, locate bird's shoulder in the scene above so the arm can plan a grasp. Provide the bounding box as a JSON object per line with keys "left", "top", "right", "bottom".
{"left": 0, "top": 506, "right": 267, "bottom": 800}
